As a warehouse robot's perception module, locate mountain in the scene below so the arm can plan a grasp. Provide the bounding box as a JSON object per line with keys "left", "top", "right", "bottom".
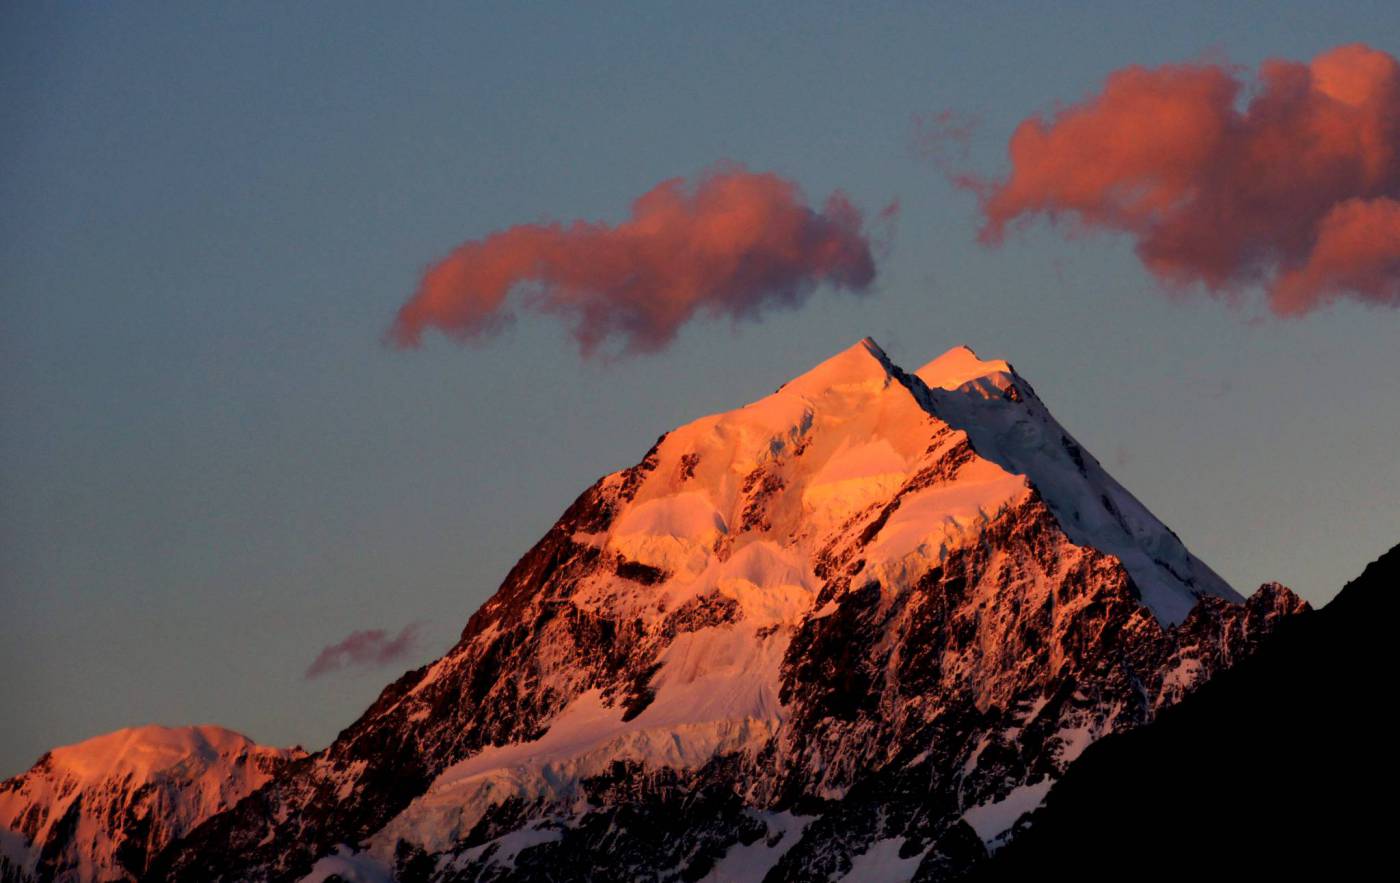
{"left": 0, "top": 725, "right": 304, "bottom": 883}
{"left": 138, "top": 339, "right": 1304, "bottom": 883}
{"left": 975, "top": 541, "right": 1397, "bottom": 881}
{"left": 7, "top": 340, "right": 1306, "bottom": 882}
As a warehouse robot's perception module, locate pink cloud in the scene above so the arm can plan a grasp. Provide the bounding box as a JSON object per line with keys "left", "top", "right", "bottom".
{"left": 389, "top": 164, "right": 889, "bottom": 358}
{"left": 1272, "top": 197, "right": 1400, "bottom": 314}
{"left": 969, "top": 43, "right": 1400, "bottom": 314}
{"left": 304, "top": 623, "right": 422, "bottom": 679}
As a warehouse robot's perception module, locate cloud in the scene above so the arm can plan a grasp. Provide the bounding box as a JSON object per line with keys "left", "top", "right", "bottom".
{"left": 305, "top": 623, "right": 422, "bottom": 679}
{"left": 1272, "top": 197, "right": 1400, "bottom": 313}
{"left": 968, "top": 43, "right": 1400, "bottom": 314}
{"left": 913, "top": 109, "right": 979, "bottom": 172}
{"left": 389, "top": 164, "right": 890, "bottom": 358}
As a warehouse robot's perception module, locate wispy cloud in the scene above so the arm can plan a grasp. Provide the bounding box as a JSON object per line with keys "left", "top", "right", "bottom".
{"left": 305, "top": 623, "right": 422, "bottom": 679}
{"left": 913, "top": 109, "right": 979, "bottom": 173}
{"left": 389, "top": 164, "right": 893, "bottom": 358}
{"left": 962, "top": 43, "right": 1400, "bottom": 314}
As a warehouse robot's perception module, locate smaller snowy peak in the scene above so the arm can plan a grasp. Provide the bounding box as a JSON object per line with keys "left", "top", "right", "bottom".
{"left": 916, "top": 345, "right": 1019, "bottom": 399}
{"left": 1, "top": 725, "right": 304, "bottom": 883}
{"left": 42, "top": 724, "right": 271, "bottom": 784}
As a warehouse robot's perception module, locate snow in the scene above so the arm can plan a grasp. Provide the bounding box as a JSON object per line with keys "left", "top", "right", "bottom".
{"left": 777, "top": 336, "right": 895, "bottom": 399}
{"left": 864, "top": 466, "right": 1029, "bottom": 565}
{"left": 649, "top": 339, "right": 936, "bottom": 544}
{"left": 299, "top": 845, "right": 393, "bottom": 883}
{"left": 841, "top": 836, "right": 928, "bottom": 882}
{"left": 916, "top": 345, "right": 1016, "bottom": 397}
{"left": 699, "top": 811, "right": 809, "bottom": 883}
{"left": 647, "top": 624, "right": 788, "bottom": 722}
{"left": 43, "top": 724, "right": 255, "bottom": 783}
{"left": 609, "top": 491, "right": 729, "bottom": 576}
{"left": 801, "top": 438, "right": 910, "bottom": 522}
{"left": 1054, "top": 723, "right": 1097, "bottom": 764}
{"left": 612, "top": 491, "right": 729, "bottom": 543}
{"left": 457, "top": 823, "right": 563, "bottom": 868}
{"left": 663, "top": 539, "right": 816, "bottom": 626}
{"left": 961, "top": 778, "right": 1055, "bottom": 846}
{"left": 370, "top": 622, "right": 790, "bottom": 857}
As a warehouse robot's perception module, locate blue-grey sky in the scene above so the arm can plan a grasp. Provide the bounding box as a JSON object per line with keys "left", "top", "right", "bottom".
{"left": 3, "top": 2, "right": 1397, "bottom": 775}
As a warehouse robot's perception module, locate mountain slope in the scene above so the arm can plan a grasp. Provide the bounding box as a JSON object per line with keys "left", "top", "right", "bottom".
{"left": 147, "top": 339, "right": 1303, "bottom": 882}
{"left": 976, "top": 541, "right": 1398, "bottom": 881}
{"left": 0, "top": 725, "right": 304, "bottom": 883}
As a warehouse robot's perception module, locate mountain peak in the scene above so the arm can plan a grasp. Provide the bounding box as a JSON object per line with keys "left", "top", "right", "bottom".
{"left": 1, "top": 725, "right": 303, "bottom": 882}
{"left": 916, "top": 344, "right": 1017, "bottom": 393}
{"left": 43, "top": 724, "right": 254, "bottom": 784}
{"left": 777, "top": 336, "right": 895, "bottom": 398}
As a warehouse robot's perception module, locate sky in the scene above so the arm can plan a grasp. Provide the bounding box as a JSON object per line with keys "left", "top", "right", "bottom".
{"left": 2, "top": 1, "right": 1398, "bottom": 776}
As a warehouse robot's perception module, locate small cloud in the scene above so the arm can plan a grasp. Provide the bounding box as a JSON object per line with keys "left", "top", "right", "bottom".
{"left": 961, "top": 44, "right": 1400, "bottom": 314}
{"left": 305, "top": 623, "right": 422, "bottom": 679}
{"left": 913, "top": 109, "right": 979, "bottom": 169}
{"left": 389, "top": 164, "right": 890, "bottom": 359}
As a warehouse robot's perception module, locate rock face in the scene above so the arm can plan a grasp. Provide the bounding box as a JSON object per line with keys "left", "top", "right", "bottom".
{"left": 19, "top": 340, "right": 1309, "bottom": 883}
{"left": 0, "top": 725, "right": 304, "bottom": 883}
{"left": 975, "top": 541, "right": 1398, "bottom": 882}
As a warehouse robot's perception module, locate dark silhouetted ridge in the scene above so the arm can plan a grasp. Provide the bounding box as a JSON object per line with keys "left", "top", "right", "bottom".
{"left": 978, "top": 542, "right": 1399, "bottom": 881}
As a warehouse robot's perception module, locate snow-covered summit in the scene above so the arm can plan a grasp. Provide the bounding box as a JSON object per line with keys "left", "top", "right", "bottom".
{"left": 606, "top": 337, "right": 1232, "bottom": 624}
{"left": 915, "top": 343, "right": 1016, "bottom": 394}
{"left": 776, "top": 336, "right": 894, "bottom": 396}
{"left": 37, "top": 725, "right": 275, "bottom": 786}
